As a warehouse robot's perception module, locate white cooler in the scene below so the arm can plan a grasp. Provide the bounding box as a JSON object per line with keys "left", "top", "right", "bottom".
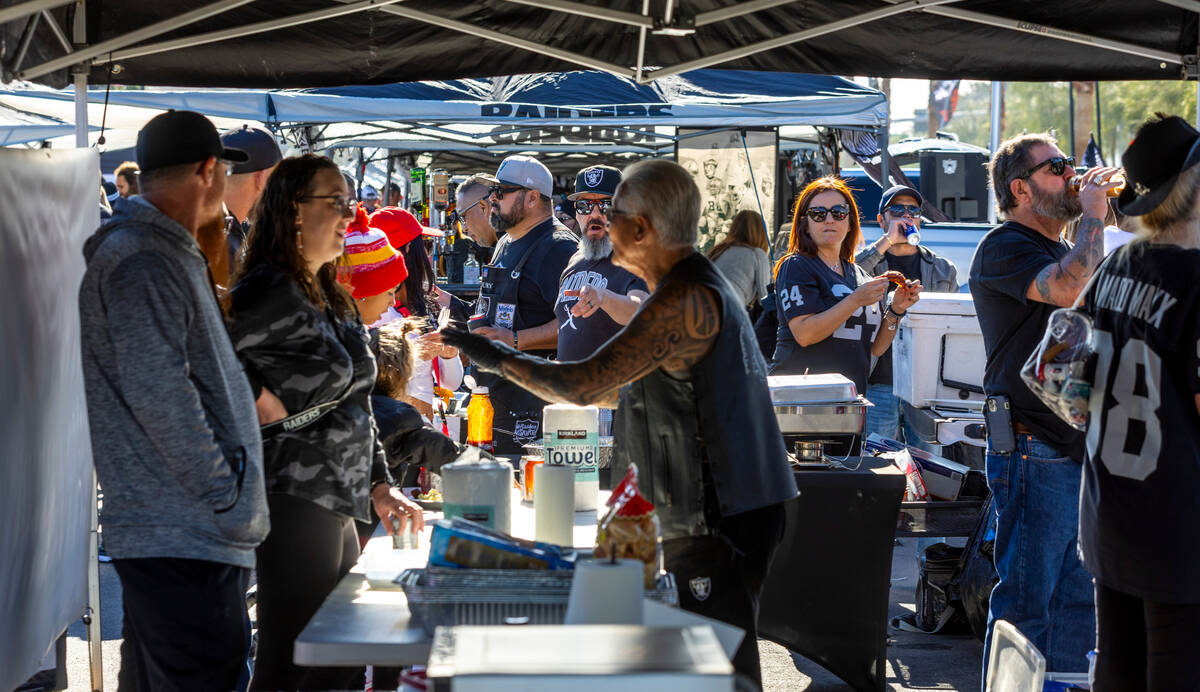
{"left": 892, "top": 292, "right": 987, "bottom": 447}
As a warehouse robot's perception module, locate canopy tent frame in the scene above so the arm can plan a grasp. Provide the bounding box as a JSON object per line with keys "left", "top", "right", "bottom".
{"left": 4, "top": 1, "right": 1199, "bottom": 89}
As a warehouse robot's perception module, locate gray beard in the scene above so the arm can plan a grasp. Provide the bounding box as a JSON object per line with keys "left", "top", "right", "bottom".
{"left": 580, "top": 234, "right": 612, "bottom": 260}
{"left": 1030, "top": 178, "right": 1082, "bottom": 221}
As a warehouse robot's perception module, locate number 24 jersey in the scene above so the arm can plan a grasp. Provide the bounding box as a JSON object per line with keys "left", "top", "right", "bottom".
{"left": 1079, "top": 243, "right": 1200, "bottom": 602}
{"left": 770, "top": 253, "right": 881, "bottom": 393}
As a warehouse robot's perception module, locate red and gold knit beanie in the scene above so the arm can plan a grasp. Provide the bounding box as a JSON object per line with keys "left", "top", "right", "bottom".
{"left": 343, "top": 213, "right": 408, "bottom": 300}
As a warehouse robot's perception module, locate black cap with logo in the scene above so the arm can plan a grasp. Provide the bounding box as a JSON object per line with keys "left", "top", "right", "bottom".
{"left": 568, "top": 165, "right": 621, "bottom": 200}
{"left": 136, "top": 110, "right": 248, "bottom": 175}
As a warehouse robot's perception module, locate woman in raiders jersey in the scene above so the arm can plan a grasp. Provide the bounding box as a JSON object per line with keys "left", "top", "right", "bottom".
{"left": 1078, "top": 115, "right": 1200, "bottom": 691}
{"left": 770, "top": 177, "right": 921, "bottom": 393}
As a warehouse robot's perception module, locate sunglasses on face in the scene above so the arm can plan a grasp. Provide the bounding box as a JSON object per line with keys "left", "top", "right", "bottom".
{"left": 805, "top": 204, "right": 850, "bottom": 222}
{"left": 298, "top": 194, "right": 357, "bottom": 216}
{"left": 1018, "top": 155, "right": 1075, "bottom": 180}
{"left": 574, "top": 199, "right": 613, "bottom": 216}
{"left": 883, "top": 204, "right": 921, "bottom": 218}
{"left": 488, "top": 184, "right": 525, "bottom": 200}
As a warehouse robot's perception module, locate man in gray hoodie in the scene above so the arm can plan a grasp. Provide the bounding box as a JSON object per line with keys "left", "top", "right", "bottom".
{"left": 79, "top": 110, "right": 269, "bottom": 691}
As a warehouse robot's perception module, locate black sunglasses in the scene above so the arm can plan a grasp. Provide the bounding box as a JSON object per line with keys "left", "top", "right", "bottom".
{"left": 298, "top": 194, "right": 356, "bottom": 216}
{"left": 574, "top": 199, "right": 613, "bottom": 216}
{"left": 1018, "top": 156, "right": 1075, "bottom": 180}
{"left": 883, "top": 204, "right": 921, "bottom": 218}
{"left": 805, "top": 204, "right": 850, "bottom": 222}
{"left": 488, "top": 184, "right": 526, "bottom": 200}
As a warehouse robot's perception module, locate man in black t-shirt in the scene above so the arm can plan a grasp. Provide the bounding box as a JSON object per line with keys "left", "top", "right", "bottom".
{"left": 472, "top": 156, "right": 577, "bottom": 451}
{"left": 856, "top": 184, "right": 958, "bottom": 448}
{"left": 970, "top": 133, "right": 1123, "bottom": 675}
{"left": 555, "top": 165, "right": 649, "bottom": 362}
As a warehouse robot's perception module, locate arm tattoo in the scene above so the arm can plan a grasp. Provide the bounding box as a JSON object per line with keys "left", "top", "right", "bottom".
{"left": 1032, "top": 217, "right": 1105, "bottom": 305}
{"left": 499, "top": 281, "right": 721, "bottom": 407}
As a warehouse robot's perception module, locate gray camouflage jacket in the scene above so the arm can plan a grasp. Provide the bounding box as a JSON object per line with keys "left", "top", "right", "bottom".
{"left": 228, "top": 263, "right": 389, "bottom": 521}
{"left": 855, "top": 243, "right": 960, "bottom": 292}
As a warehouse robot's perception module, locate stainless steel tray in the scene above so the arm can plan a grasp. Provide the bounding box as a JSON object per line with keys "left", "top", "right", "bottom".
{"left": 398, "top": 567, "right": 678, "bottom": 635}
{"left": 773, "top": 400, "right": 870, "bottom": 435}
{"left": 767, "top": 373, "right": 859, "bottom": 406}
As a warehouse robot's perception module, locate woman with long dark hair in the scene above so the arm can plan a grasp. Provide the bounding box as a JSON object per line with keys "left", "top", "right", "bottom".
{"left": 770, "top": 177, "right": 921, "bottom": 392}
{"left": 707, "top": 209, "right": 771, "bottom": 309}
{"left": 226, "top": 154, "right": 424, "bottom": 690}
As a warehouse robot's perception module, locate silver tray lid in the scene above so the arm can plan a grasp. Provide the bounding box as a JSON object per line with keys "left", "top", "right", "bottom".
{"left": 767, "top": 373, "right": 859, "bottom": 405}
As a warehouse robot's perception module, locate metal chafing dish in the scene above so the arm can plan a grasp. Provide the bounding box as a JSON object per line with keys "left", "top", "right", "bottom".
{"left": 768, "top": 374, "right": 872, "bottom": 461}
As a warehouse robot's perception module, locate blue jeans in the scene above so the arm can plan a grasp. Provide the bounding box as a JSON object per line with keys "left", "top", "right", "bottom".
{"left": 865, "top": 383, "right": 940, "bottom": 454}
{"left": 982, "top": 433, "right": 1095, "bottom": 679}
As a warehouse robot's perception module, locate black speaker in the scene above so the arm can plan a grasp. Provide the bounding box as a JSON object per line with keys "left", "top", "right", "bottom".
{"left": 918, "top": 150, "right": 989, "bottom": 222}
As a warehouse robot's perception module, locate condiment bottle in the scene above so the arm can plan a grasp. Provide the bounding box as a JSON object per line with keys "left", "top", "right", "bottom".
{"left": 1069, "top": 175, "right": 1125, "bottom": 198}
{"left": 466, "top": 386, "right": 494, "bottom": 454}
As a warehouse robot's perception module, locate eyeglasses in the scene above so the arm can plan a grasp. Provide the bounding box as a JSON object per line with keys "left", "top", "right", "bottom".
{"left": 883, "top": 204, "right": 921, "bottom": 218}
{"left": 298, "top": 194, "right": 357, "bottom": 217}
{"left": 574, "top": 199, "right": 613, "bottom": 216}
{"left": 805, "top": 205, "right": 850, "bottom": 222}
{"left": 196, "top": 158, "right": 236, "bottom": 177}
{"left": 1018, "top": 156, "right": 1075, "bottom": 180}
{"left": 488, "top": 184, "right": 525, "bottom": 200}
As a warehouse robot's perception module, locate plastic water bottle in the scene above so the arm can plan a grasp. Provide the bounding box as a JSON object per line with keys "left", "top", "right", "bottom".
{"left": 903, "top": 223, "right": 920, "bottom": 246}
{"left": 463, "top": 253, "right": 480, "bottom": 284}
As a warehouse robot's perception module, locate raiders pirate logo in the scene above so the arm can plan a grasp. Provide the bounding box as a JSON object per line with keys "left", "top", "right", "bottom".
{"left": 584, "top": 168, "right": 604, "bottom": 188}
{"left": 512, "top": 419, "right": 540, "bottom": 445}
{"left": 689, "top": 576, "right": 712, "bottom": 602}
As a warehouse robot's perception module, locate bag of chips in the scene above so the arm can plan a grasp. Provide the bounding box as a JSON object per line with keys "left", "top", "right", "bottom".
{"left": 594, "top": 464, "right": 662, "bottom": 588}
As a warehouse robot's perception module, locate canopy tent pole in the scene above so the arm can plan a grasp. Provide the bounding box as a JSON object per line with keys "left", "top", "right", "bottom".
{"left": 877, "top": 123, "right": 890, "bottom": 190}
{"left": 17, "top": 0, "right": 258, "bottom": 81}
{"left": 923, "top": 6, "right": 1183, "bottom": 67}
{"left": 988, "top": 81, "right": 1002, "bottom": 225}
{"left": 0, "top": 0, "right": 72, "bottom": 25}
{"left": 95, "top": 0, "right": 406, "bottom": 65}
{"left": 739, "top": 129, "right": 772, "bottom": 259}
{"left": 501, "top": 0, "right": 651, "bottom": 28}
{"left": 634, "top": 0, "right": 649, "bottom": 82}
{"left": 641, "top": 0, "right": 963, "bottom": 83}
{"left": 385, "top": 152, "right": 394, "bottom": 207}
{"left": 694, "top": 0, "right": 799, "bottom": 27}
{"left": 373, "top": 3, "right": 634, "bottom": 79}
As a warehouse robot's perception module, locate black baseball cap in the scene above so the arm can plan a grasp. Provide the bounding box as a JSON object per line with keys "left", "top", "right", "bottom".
{"left": 136, "top": 110, "right": 248, "bottom": 175}
{"left": 1116, "top": 115, "right": 1200, "bottom": 216}
{"left": 568, "top": 165, "right": 621, "bottom": 200}
{"left": 220, "top": 124, "right": 282, "bottom": 174}
{"left": 878, "top": 184, "right": 923, "bottom": 215}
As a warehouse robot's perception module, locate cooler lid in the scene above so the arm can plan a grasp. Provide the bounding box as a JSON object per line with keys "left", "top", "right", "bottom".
{"left": 904, "top": 291, "right": 976, "bottom": 317}
{"left": 767, "top": 373, "right": 859, "bottom": 404}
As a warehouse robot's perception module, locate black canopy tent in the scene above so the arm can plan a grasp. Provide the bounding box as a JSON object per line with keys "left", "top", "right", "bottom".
{"left": 2, "top": 0, "right": 1198, "bottom": 90}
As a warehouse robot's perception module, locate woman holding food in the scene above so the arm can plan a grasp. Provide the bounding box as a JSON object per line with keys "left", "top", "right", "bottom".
{"left": 226, "top": 154, "right": 424, "bottom": 690}
{"left": 770, "top": 177, "right": 922, "bottom": 393}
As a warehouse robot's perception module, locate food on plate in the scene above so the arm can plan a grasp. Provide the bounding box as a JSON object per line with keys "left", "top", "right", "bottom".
{"left": 417, "top": 488, "right": 443, "bottom": 502}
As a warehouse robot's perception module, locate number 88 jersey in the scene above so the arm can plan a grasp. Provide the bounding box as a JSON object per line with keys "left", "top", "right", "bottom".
{"left": 1079, "top": 244, "right": 1200, "bottom": 601}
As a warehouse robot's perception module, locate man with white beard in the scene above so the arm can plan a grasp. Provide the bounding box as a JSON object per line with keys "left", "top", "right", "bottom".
{"left": 555, "top": 165, "right": 649, "bottom": 361}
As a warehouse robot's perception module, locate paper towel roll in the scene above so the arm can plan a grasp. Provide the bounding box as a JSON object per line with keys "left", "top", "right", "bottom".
{"left": 564, "top": 558, "right": 644, "bottom": 625}
{"left": 534, "top": 463, "right": 574, "bottom": 546}
{"left": 542, "top": 404, "right": 599, "bottom": 512}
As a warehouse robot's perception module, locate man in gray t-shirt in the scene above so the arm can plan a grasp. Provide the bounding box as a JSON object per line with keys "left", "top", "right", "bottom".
{"left": 554, "top": 165, "right": 648, "bottom": 361}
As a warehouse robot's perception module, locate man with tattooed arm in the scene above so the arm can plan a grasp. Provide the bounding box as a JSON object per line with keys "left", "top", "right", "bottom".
{"left": 438, "top": 159, "right": 797, "bottom": 688}
{"left": 969, "top": 133, "right": 1122, "bottom": 677}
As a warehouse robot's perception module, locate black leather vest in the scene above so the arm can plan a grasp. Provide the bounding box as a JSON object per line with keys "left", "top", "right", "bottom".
{"left": 612, "top": 253, "right": 798, "bottom": 540}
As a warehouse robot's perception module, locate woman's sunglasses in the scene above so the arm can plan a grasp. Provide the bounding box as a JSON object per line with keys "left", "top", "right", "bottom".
{"left": 805, "top": 204, "right": 850, "bottom": 222}
{"left": 1018, "top": 156, "right": 1075, "bottom": 180}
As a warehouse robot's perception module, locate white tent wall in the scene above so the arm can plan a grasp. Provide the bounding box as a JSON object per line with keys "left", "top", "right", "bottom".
{"left": 0, "top": 148, "right": 98, "bottom": 692}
